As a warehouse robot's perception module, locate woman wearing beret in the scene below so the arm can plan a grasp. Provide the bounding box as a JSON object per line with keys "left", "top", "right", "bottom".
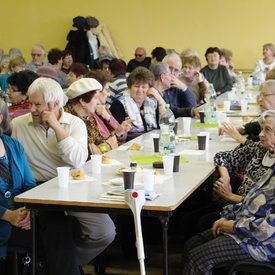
{"left": 65, "top": 77, "right": 132, "bottom": 154}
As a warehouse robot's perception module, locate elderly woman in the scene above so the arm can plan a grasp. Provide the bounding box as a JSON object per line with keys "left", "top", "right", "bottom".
{"left": 0, "top": 56, "right": 26, "bottom": 91}
{"left": 200, "top": 47, "right": 232, "bottom": 95}
{"left": 65, "top": 78, "right": 131, "bottom": 154}
{"left": 61, "top": 50, "right": 73, "bottom": 74}
{"left": 0, "top": 55, "right": 10, "bottom": 77}
{"left": 220, "top": 48, "right": 237, "bottom": 84}
{"left": 7, "top": 71, "right": 39, "bottom": 118}
{"left": 110, "top": 67, "right": 160, "bottom": 141}
{"left": 255, "top": 43, "right": 275, "bottom": 79}
{"left": 107, "top": 58, "right": 128, "bottom": 106}
{"left": 219, "top": 80, "right": 275, "bottom": 145}
{"left": 182, "top": 111, "right": 275, "bottom": 275}
{"left": 85, "top": 69, "right": 131, "bottom": 144}
{"left": 68, "top": 62, "right": 89, "bottom": 85}
{"left": 178, "top": 55, "right": 208, "bottom": 105}
{"left": 180, "top": 108, "right": 275, "bottom": 244}
{"left": 47, "top": 48, "right": 69, "bottom": 88}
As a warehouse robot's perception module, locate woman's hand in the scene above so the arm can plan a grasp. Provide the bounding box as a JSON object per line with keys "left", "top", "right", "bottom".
{"left": 2, "top": 207, "right": 31, "bottom": 230}
{"left": 218, "top": 122, "right": 247, "bottom": 144}
{"left": 114, "top": 119, "right": 134, "bottom": 137}
{"left": 96, "top": 105, "right": 111, "bottom": 122}
{"left": 194, "top": 71, "right": 203, "bottom": 83}
{"left": 212, "top": 218, "right": 234, "bottom": 237}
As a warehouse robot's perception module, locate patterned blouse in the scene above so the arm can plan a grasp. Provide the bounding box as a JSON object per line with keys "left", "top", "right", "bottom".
{"left": 214, "top": 142, "right": 269, "bottom": 200}
{"left": 222, "top": 163, "right": 275, "bottom": 262}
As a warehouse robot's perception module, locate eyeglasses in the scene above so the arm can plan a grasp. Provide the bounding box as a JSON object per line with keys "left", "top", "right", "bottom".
{"left": 135, "top": 54, "right": 144, "bottom": 57}
{"left": 257, "top": 93, "right": 275, "bottom": 100}
{"left": 169, "top": 66, "right": 180, "bottom": 74}
{"left": 6, "top": 86, "right": 20, "bottom": 93}
{"left": 207, "top": 54, "right": 220, "bottom": 58}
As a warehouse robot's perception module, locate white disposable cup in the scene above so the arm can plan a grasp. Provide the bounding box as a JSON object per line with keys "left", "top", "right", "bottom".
{"left": 90, "top": 154, "right": 102, "bottom": 174}
{"left": 57, "top": 167, "right": 70, "bottom": 188}
{"left": 218, "top": 112, "right": 228, "bottom": 127}
{"left": 199, "top": 132, "right": 210, "bottom": 149}
{"left": 181, "top": 117, "right": 191, "bottom": 135}
{"left": 142, "top": 169, "right": 155, "bottom": 191}
{"left": 223, "top": 101, "right": 231, "bottom": 111}
{"left": 162, "top": 155, "right": 175, "bottom": 175}
{"left": 247, "top": 76, "right": 253, "bottom": 88}
{"left": 241, "top": 99, "right": 248, "bottom": 113}
{"left": 150, "top": 133, "right": 159, "bottom": 149}
{"left": 216, "top": 111, "right": 222, "bottom": 121}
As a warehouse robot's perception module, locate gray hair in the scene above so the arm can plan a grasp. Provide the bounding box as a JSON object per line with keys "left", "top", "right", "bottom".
{"left": 162, "top": 53, "right": 182, "bottom": 67}
{"left": 9, "top": 48, "right": 22, "bottom": 56}
{"left": 31, "top": 44, "right": 46, "bottom": 55}
{"left": 28, "top": 77, "right": 64, "bottom": 106}
{"left": 98, "top": 45, "right": 110, "bottom": 55}
{"left": 259, "top": 110, "right": 275, "bottom": 125}
{"left": 0, "top": 96, "right": 11, "bottom": 136}
{"left": 259, "top": 79, "right": 275, "bottom": 94}
{"left": 0, "top": 55, "right": 10, "bottom": 70}
{"left": 180, "top": 48, "right": 199, "bottom": 59}
{"left": 150, "top": 62, "right": 169, "bottom": 80}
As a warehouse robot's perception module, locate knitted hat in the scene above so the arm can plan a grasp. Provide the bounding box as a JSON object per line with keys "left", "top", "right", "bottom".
{"left": 66, "top": 78, "right": 102, "bottom": 99}
{"left": 36, "top": 66, "right": 59, "bottom": 83}
{"left": 86, "top": 16, "right": 99, "bottom": 28}
{"left": 99, "top": 54, "right": 116, "bottom": 64}
{"left": 72, "top": 16, "right": 86, "bottom": 29}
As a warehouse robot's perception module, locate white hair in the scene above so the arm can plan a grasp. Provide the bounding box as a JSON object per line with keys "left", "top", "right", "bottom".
{"left": 31, "top": 44, "right": 46, "bottom": 55}
{"left": 162, "top": 53, "right": 182, "bottom": 66}
{"left": 28, "top": 77, "right": 64, "bottom": 106}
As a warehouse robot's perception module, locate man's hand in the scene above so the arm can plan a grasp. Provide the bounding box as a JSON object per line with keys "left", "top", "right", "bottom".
{"left": 96, "top": 105, "right": 111, "bottom": 121}
{"left": 171, "top": 75, "right": 187, "bottom": 90}
{"left": 41, "top": 102, "right": 60, "bottom": 130}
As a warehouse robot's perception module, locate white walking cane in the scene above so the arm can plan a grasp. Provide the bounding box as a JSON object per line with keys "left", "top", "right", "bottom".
{"left": 124, "top": 189, "right": 146, "bottom": 275}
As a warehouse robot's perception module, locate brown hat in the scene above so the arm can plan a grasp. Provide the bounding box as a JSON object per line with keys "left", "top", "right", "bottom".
{"left": 36, "top": 66, "right": 59, "bottom": 83}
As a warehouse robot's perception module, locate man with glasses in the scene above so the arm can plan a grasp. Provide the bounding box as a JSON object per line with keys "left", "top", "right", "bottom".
{"left": 150, "top": 62, "right": 200, "bottom": 117}
{"left": 219, "top": 80, "right": 275, "bottom": 145}
{"left": 161, "top": 53, "right": 197, "bottom": 115}
{"left": 26, "top": 44, "right": 52, "bottom": 72}
{"left": 126, "top": 47, "right": 151, "bottom": 73}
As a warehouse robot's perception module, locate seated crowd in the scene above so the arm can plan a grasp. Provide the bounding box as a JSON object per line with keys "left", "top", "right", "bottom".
{"left": 1, "top": 42, "right": 275, "bottom": 275}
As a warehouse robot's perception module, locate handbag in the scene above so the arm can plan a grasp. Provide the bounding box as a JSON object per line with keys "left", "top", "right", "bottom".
{"left": 89, "top": 134, "right": 118, "bottom": 155}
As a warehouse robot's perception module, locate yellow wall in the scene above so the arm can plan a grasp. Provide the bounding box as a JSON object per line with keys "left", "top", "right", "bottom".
{"left": 1, "top": 0, "right": 274, "bottom": 71}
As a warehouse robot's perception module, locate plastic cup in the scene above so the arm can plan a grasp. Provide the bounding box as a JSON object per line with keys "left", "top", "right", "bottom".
{"left": 142, "top": 169, "right": 155, "bottom": 191}
{"left": 223, "top": 101, "right": 231, "bottom": 111}
{"left": 57, "top": 167, "right": 70, "bottom": 188}
{"left": 90, "top": 154, "right": 102, "bottom": 174}
{"left": 181, "top": 117, "right": 191, "bottom": 135}
{"left": 123, "top": 169, "right": 135, "bottom": 190}
{"left": 241, "top": 99, "right": 248, "bottom": 113}
{"left": 247, "top": 76, "right": 253, "bottom": 88}
{"left": 169, "top": 153, "right": 180, "bottom": 172}
{"left": 150, "top": 133, "right": 159, "bottom": 152}
{"left": 199, "top": 111, "right": 205, "bottom": 123}
{"left": 199, "top": 132, "right": 210, "bottom": 149}
{"left": 173, "top": 121, "right": 178, "bottom": 135}
{"left": 162, "top": 155, "right": 175, "bottom": 175}
{"left": 197, "top": 134, "right": 207, "bottom": 150}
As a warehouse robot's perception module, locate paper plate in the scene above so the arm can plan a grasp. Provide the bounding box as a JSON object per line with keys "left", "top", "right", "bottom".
{"left": 109, "top": 178, "right": 124, "bottom": 186}
{"left": 175, "top": 136, "right": 190, "bottom": 145}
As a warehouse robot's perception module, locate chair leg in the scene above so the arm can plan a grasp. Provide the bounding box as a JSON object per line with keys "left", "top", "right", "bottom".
{"left": 11, "top": 250, "right": 19, "bottom": 275}
{"left": 94, "top": 249, "right": 106, "bottom": 274}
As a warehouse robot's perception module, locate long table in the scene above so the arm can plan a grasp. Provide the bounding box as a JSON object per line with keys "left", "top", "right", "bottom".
{"left": 14, "top": 118, "right": 239, "bottom": 275}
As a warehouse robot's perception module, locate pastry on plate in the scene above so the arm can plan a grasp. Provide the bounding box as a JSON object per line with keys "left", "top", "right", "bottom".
{"left": 102, "top": 155, "right": 112, "bottom": 164}
{"left": 242, "top": 116, "right": 251, "bottom": 122}
{"left": 129, "top": 143, "right": 141, "bottom": 150}
{"left": 71, "top": 170, "right": 85, "bottom": 180}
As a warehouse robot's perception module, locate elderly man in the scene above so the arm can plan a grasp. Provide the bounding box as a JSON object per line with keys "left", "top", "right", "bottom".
{"left": 149, "top": 62, "right": 199, "bottom": 118}
{"left": 126, "top": 47, "right": 151, "bottom": 73}
{"left": 26, "top": 44, "right": 52, "bottom": 72}
{"left": 162, "top": 53, "right": 197, "bottom": 111}
{"left": 11, "top": 78, "right": 116, "bottom": 274}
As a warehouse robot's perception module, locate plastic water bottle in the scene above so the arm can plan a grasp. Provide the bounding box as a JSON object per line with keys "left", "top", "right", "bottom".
{"left": 159, "top": 125, "right": 175, "bottom": 156}
{"left": 252, "top": 64, "right": 261, "bottom": 89}
{"left": 236, "top": 71, "right": 245, "bottom": 96}
{"left": 159, "top": 104, "right": 176, "bottom": 156}
{"left": 204, "top": 84, "right": 217, "bottom": 124}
